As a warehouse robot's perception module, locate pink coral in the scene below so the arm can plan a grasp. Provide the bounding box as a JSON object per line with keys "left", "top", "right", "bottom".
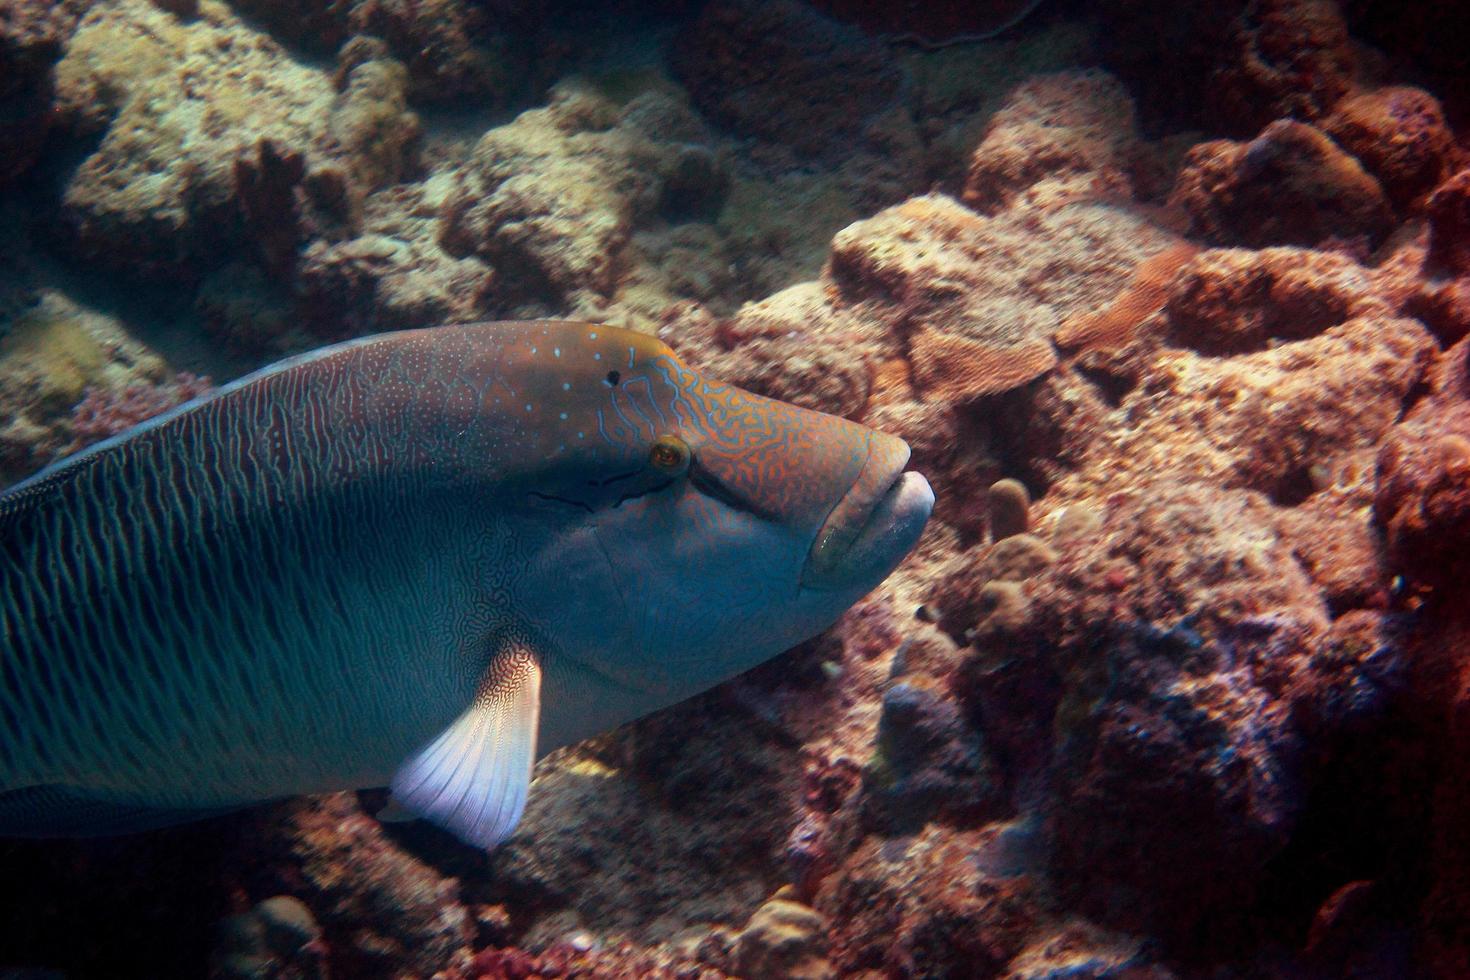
{"left": 66, "top": 372, "right": 213, "bottom": 453}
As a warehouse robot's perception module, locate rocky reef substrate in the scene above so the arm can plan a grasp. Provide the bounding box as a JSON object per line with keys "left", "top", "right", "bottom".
{"left": 6, "top": 0, "right": 1470, "bottom": 977}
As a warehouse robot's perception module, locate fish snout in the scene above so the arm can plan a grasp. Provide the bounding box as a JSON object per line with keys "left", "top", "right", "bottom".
{"left": 800, "top": 430, "right": 934, "bottom": 592}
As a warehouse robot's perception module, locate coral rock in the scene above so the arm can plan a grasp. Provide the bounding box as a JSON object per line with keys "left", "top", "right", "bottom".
{"left": 327, "top": 49, "right": 422, "bottom": 191}
{"left": 234, "top": 139, "right": 308, "bottom": 280}
{"left": 0, "top": 292, "right": 169, "bottom": 484}
{"left": 732, "top": 895, "right": 833, "bottom": 980}
{"left": 1274, "top": 480, "right": 1388, "bottom": 615}
{"left": 1074, "top": 311, "right": 1432, "bottom": 503}
{"left": 947, "top": 480, "right": 1408, "bottom": 949}
{"left": 671, "top": 0, "right": 902, "bottom": 160}
{"left": 212, "top": 895, "right": 325, "bottom": 980}
{"left": 227, "top": 0, "right": 512, "bottom": 102}
{"left": 54, "top": 0, "right": 414, "bottom": 282}
{"left": 1324, "top": 86, "right": 1459, "bottom": 210}
{"left": 1163, "top": 246, "right": 1391, "bottom": 355}
{"left": 1206, "top": 0, "right": 1355, "bottom": 135}
{"left": 819, "top": 826, "right": 1044, "bottom": 977}
{"left": 248, "top": 793, "right": 474, "bottom": 976}
{"left": 1374, "top": 404, "right": 1470, "bottom": 591}
{"left": 1426, "top": 168, "right": 1470, "bottom": 279}
{"left": 1170, "top": 120, "right": 1394, "bottom": 249}
{"left": 829, "top": 194, "right": 1176, "bottom": 402}
{"left": 0, "top": 0, "right": 80, "bottom": 186}
{"left": 441, "top": 85, "right": 710, "bottom": 302}
{"left": 862, "top": 667, "right": 1001, "bottom": 834}
{"left": 962, "top": 70, "right": 1140, "bottom": 216}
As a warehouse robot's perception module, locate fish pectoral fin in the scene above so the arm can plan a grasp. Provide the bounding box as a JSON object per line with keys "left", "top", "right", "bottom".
{"left": 388, "top": 646, "right": 542, "bottom": 850}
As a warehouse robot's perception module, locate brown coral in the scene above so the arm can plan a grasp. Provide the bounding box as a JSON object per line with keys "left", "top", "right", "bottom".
{"left": 1206, "top": 0, "right": 1356, "bottom": 135}
{"left": 1169, "top": 120, "right": 1394, "bottom": 250}
{"left": 828, "top": 194, "right": 1176, "bottom": 403}
{"left": 1374, "top": 403, "right": 1470, "bottom": 592}
{"left": 1056, "top": 242, "right": 1201, "bottom": 352}
{"left": 1324, "top": 86, "right": 1459, "bottom": 210}
{"left": 962, "top": 70, "right": 1140, "bottom": 216}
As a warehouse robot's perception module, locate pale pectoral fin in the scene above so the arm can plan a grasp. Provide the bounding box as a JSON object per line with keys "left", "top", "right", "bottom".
{"left": 389, "top": 648, "right": 541, "bottom": 849}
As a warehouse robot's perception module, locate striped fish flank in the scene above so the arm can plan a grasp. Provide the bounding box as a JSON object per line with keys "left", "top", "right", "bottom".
{"left": 0, "top": 321, "right": 932, "bottom": 847}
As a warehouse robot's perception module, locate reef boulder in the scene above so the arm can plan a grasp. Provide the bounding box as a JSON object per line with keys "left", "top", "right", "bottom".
{"left": 1170, "top": 120, "right": 1394, "bottom": 250}
{"left": 0, "top": 0, "right": 80, "bottom": 186}
{"left": 671, "top": 0, "right": 902, "bottom": 160}
{"left": 54, "top": 0, "right": 419, "bottom": 282}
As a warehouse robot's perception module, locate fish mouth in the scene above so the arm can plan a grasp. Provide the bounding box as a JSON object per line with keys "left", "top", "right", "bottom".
{"left": 801, "top": 433, "right": 935, "bottom": 592}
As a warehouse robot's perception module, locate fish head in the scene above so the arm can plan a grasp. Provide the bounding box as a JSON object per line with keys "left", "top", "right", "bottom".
{"left": 506, "top": 323, "right": 933, "bottom": 712}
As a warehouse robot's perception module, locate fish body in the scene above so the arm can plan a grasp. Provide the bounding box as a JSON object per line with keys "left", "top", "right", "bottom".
{"left": 0, "top": 321, "right": 932, "bottom": 846}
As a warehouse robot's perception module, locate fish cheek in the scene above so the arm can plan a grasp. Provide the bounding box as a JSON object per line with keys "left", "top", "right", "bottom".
{"left": 515, "top": 521, "right": 630, "bottom": 653}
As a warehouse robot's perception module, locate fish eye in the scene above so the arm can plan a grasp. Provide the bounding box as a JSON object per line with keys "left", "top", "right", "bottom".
{"left": 649, "top": 435, "right": 691, "bottom": 474}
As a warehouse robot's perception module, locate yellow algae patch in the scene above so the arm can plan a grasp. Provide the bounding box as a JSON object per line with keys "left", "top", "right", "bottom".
{"left": 0, "top": 293, "right": 167, "bottom": 418}
{"left": 563, "top": 757, "right": 620, "bottom": 780}
{"left": 1, "top": 310, "right": 110, "bottom": 412}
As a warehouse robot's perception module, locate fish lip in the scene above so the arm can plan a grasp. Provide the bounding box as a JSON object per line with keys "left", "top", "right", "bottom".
{"left": 801, "top": 438, "right": 931, "bottom": 591}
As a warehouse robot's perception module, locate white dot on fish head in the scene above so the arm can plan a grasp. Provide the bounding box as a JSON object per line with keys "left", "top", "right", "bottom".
{"left": 559, "top": 412, "right": 568, "bottom": 420}
{"left": 525, "top": 404, "right": 533, "bottom": 412}
{"left": 562, "top": 382, "right": 571, "bottom": 390}
{"left": 554, "top": 348, "right": 561, "bottom": 357}
{"left": 593, "top": 352, "right": 601, "bottom": 360}
{"left": 589, "top": 332, "right": 598, "bottom": 340}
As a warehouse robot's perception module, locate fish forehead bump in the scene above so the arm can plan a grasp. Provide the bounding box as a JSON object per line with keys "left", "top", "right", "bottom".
{"left": 658, "top": 365, "right": 878, "bottom": 525}
{"left": 426, "top": 322, "right": 880, "bottom": 520}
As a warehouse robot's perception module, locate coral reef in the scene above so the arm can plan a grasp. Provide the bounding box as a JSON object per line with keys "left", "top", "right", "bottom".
{"left": 225, "top": 0, "right": 516, "bottom": 103}
{"left": 1323, "top": 86, "right": 1461, "bottom": 211}
{"left": 0, "top": 292, "right": 173, "bottom": 482}
{"left": 54, "top": 0, "right": 419, "bottom": 281}
{"left": 962, "top": 70, "right": 1140, "bottom": 216}
{"left": 0, "top": 0, "right": 80, "bottom": 187}
{"left": 7, "top": 0, "right": 1470, "bottom": 977}
{"left": 826, "top": 193, "right": 1177, "bottom": 403}
{"left": 671, "top": 0, "right": 902, "bottom": 161}
{"left": 439, "top": 82, "right": 697, "bottom": 302}
{"left": 1205, "top": 0, "right": 1356, "bottom": 136}
{"left": 1170, "top": 120, "right": 1394, "bottom": 250}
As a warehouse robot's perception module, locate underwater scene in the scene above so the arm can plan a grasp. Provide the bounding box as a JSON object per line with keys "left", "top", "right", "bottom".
{"left": 3, "top": 0, "right": 1470, "bottom": 977}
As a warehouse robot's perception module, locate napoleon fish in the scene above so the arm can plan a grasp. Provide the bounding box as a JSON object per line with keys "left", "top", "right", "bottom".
{"left": 0, "top": 321, "right": 932, "bottom": 848}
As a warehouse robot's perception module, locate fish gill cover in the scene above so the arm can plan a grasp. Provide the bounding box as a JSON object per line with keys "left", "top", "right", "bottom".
{"left": 1, "top": 0, "right": 1469, "bottom": 977}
